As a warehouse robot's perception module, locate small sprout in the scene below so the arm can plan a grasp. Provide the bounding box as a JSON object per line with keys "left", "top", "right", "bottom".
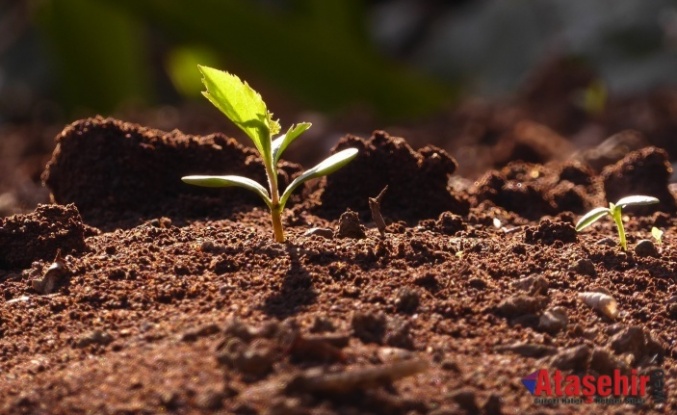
{"left": 578, "top": 291, "right": 618, "bottom": 319}
{"left": 651, "top": 226, "right": 664, "bottom": 245}
{"left": 182, "top": 66, "right": 358, "bottom": 242}
{"left": 575, "top": 195, "right": 660, "bottom": 251}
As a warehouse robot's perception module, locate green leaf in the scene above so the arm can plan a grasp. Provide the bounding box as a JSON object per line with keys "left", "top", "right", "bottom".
{"left": 198, "top": 65, "right": 279, "bottom": 165}
{"left": 575, "top": 207, "right": 611, "bottom": 232}
{"left": 615, "top": 195, "right": 660, "bottom": 209}
{"left": 182, "top": 175, "right": 271, "bottom": 207}
{"left": 651, "top": 226, "right": 664, "bottom": 244}
{"left": 279, "top": 148, "right": 358, "bottom": 209}
{"left": 272, "top": 122, "right": 312, "bottom": 163}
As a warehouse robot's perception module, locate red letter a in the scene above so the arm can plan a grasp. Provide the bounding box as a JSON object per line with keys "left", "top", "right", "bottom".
{"left": 535, "top": 370, "right": 552, "bottom": 396}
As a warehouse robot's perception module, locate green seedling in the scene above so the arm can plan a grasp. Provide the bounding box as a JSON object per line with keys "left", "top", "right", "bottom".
{"left": 575, "top": 195, "right": 660, "bottom": 251}
{"left": 182, "top": 65, "right": 358, "bottom": 242}
{"left": 651, "top": 226, "right": 664, "bottom": 245}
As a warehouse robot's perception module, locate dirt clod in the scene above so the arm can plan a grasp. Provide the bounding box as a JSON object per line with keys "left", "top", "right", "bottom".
{"left": 0, "top": 204, "right": 87, "bottom": 269}
{"left": 496, "top": 295, "right": 547, "bottom": 318}
{"left": 42, "top": 117, "right": 302, "bottom": 226}
{"left": 524, "top": 218, "right": 577, "bottom": 245}
{"left": 538, "top": 307, "right": 568, "bottom": 334}
{"left": 609, "top": 326, "right": 666, "bottom": 365}
{"left": 351, "top": 311, "right": 387, "bottom": 344}
{"left": 635, "top": 239, "right": 659, "bottom": 257}
{"left": 312, "top": 131, "right": 469, "bottom": 221}
{"left": 548, "top": 344, "right": 592, "bottom": 371}
{"left": 395, "top": 288, "right": 420, "bottom": 314}
{"left": 75, "top": 330, "right": 114, "bottom": 348}
{"left": 571, "top": 258, "right": 596, "bottom": 276}
{"left": 511, "top": 274, "right": 548, "bottom": 295}
{"left": 602, "top": 146, "right": 676, "bottom": 213}
{"left": 334, "top": 210, "right": 366, "bottom": 239}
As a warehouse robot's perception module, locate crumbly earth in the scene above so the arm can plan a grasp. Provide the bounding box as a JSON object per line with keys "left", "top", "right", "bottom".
{"left": 1, "top": 118, "right": 676, "bottom": 415}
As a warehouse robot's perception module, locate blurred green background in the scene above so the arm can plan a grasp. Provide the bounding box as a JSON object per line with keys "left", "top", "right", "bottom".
{"left": 2, "top": 0, "right": 677, "bottom": 124}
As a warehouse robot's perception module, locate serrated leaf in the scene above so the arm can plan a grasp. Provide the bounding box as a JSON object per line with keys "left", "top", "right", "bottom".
{"left": 615, "top": 195, "right": 660, "bottom": 209}
{"left": 272, "top": 122, "right": 312, "bottom": 163}
{"left": 198, "top": 65, "right": 277, "bottom": 165}
{"left": 575, "top": 207, "right": 611, "bottom": 232}
{"left": 181, "top": 175, "right": 271, "bottom": 207}
{"left": 279, "top": 148, "right": 358, "bottom": 209}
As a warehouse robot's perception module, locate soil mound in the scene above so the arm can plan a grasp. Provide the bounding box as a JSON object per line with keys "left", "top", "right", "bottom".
{"left": 602, "top": 146, "right": 676, "bottom": 213}
{"left": 474, "top": 161, "right": 596, "bottom": 220}
{"left": 42, "top": 117, "right": 302, "bottom": 226}
{"left": 309, "top": 131, "right": 469, "bottom": 222}
{"left": 0, "top": 203, "right": 87, "bottom": 269}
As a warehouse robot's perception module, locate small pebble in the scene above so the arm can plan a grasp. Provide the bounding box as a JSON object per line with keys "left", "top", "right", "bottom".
{"left": 571, "top": 258, "right": 596, "bottom": 277}
{"left": 512, "top": 274, "right": 548, "bottom": 295}
{"left": 303, "top": 227, "right": 334, "bottom": 239}
{"left": 395, "top": 288, "right": 420, "bottom": 313}
{"left": 538, "top": 307, "right": 568, "bottom": 334}
{"left": 634, "top": 239, "right": 659, "bottom": 257}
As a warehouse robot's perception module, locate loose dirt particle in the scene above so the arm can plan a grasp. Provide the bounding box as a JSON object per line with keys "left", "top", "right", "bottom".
{"left": 495, "top": 295, "right": 547, "bottom": 318}
{"left": 548, "top": 345, "right": 592, "bottom": 371}
{"left": 571, "top": 258, "right": 596, "bottom": 276}
{"left": 75, "top": 330, "right": 113, "bottom": 348}
{"left": 511, "top": 274, "right": 548, "bottom": 295}
{"left": 351, "top": 312, "right": 387, "bottom": 344}
{"left": 538, "top": 307, "right": 568, "bottom": 334}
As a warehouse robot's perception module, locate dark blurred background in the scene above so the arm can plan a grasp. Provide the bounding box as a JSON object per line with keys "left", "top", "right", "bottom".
{"left": 2, "top": 0, "right": 677, "bottom": 214}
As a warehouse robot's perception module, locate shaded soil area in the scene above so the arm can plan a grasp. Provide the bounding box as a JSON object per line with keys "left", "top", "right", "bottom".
{"left": 1, "top": 117, "right": 676, "bottom": 414}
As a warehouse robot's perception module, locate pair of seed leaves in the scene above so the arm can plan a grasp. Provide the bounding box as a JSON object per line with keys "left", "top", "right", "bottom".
{"left": 575, "top": 195, "right": 660, "bottom": 251}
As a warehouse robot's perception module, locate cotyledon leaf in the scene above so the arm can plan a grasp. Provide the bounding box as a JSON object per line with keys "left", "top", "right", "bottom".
{"left": 575, "top": 207, "right": 610, "bottom": 232}
{"left": 181, "top": 175, "right": 271, "bottom": 208}
{"left": 279, "top": 148, "right": 359, "bottom": 209}
{"left": 615, "top": 195, "right": 660, "bottom": 209}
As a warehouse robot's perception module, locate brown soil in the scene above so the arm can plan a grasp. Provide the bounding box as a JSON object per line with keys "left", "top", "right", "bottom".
{"left": 1, "top": 117, "right": 676, "bottom": 415}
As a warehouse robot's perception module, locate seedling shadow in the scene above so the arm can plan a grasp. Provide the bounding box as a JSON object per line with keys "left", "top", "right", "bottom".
{"left": 261, "top": 243, "right": 317, "bottom": 318}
